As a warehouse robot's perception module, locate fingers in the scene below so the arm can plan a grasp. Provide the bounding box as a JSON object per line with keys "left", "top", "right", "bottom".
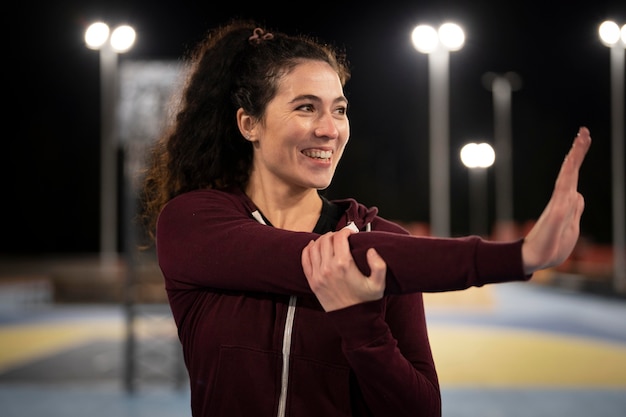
{"left": 333, "top": 226, "right": 356, "bottom": 260}
{"left": 554, "top": 127, "right": 592, "bottom": 193}
{"left": 320, "top": 232, "right": 334, "bottom": 265}
{"left": 344, "top": 221, "right": 359, "bottom": 233}
{"left": 567, "top": 126, "right": 591, "bottom": 171}
{"left": 301, "top": 240, "right": 313, "bottom": 277}
{"left": 302, "top": 229, "right": 352, "bottom": 280}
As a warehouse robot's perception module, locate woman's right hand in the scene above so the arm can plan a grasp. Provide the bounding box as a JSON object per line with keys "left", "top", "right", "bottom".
{"left": 301, "top": 227, "right": 387, "bottom": 312}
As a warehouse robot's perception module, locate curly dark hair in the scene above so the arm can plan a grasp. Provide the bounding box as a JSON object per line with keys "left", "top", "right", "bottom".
{"left": 139, "top": 19, "right": 351, "bottom": 242}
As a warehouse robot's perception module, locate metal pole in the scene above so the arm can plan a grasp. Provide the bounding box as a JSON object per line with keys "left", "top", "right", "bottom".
{"left": 122, "top": 144, "right": 137, "bottom": 394}
{"left": 609, "top": 45, "right": 626, "bottom": 293}
{"left": 492, "top": 76, "right": 514, "bottom": 224}
{"left": 428, "top": 48, "right": 450, "bottom": 237}
{"left": 469, "top": 167, "right": 489, "bottom": 237}
{"left": 99, "top": 44, "right": 119, "bottom": 264}
{"left": 482, "top": 72, "right": 521, "bottom": 240}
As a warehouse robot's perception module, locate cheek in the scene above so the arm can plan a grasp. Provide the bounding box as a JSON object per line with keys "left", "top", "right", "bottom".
{"left": 339, "top": 123, "right": 350, "bottom": 149}
{"left": 342, "top": 120, "right": 350, "bottom": 141}
{"left": 335, "top": 137, "right": 349, "bottom": 161}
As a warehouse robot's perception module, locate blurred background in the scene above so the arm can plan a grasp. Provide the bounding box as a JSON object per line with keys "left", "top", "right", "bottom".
{"left": 1, "top": 1, "right": 625, "bottom": 416}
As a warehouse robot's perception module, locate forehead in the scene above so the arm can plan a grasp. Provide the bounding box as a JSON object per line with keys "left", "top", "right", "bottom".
{"left": 275, "top": 60, "right": 344, "bottom": 96}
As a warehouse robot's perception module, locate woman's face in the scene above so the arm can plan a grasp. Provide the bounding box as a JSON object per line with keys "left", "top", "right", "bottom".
{"left": 248, "top": 60, "right": 350, "bottom": 194}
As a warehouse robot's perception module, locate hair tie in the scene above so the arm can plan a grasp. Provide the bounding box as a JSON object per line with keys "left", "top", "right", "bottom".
{"left": 248, "top": 28, "right": 274, "bottom": 44}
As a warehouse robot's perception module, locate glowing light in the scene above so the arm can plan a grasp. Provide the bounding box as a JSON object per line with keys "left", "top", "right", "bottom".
{"left": 411, "top": 25, "right": 439, "bottom": 53}
{"left": 599, "top": 21, "right": 625, "bottom": 47}
{"left": 84, "top": 22, "right": 136, "bottom": 53}
{"left": 439, "top": 23, "right": 465, "bottom": 51}
{"left": 85, "top": 22, "right": 110, "bottom": 50}
{"left": 110, "top": 25, "right": 136, "bottom": 53}
{"left": 411, "top": 23, "right": 465, "bottom": 54}
{"left": 460, "top": 143, "right": 495, "bottom": 168}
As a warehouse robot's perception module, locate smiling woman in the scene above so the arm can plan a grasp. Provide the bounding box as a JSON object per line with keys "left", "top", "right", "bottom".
{"left": 237, "top": 60, "right": 350, "bottom": 212}
{"left": 138, "top": 18, "right": 591, "bottom": 417}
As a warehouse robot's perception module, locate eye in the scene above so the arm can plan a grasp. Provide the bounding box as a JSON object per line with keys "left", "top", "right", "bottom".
{"left": 297, "top": 104, "right": 315, "bottom": 112}
{"left": 334, "top": 105, "right": 347, "bottom": 116}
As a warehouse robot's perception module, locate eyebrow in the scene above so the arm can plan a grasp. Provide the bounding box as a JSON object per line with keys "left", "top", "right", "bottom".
{"left": 289, "top": 94, "right": 348, "bottom": 106}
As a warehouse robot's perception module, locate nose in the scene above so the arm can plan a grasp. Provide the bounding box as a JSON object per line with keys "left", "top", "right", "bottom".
{"left": 314, "top": 112, "right": 340, "bottom": 139}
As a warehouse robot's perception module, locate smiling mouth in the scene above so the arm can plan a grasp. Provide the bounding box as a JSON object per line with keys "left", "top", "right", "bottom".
{"left": 302, "top": 149, "right": 332, "bottom": 161}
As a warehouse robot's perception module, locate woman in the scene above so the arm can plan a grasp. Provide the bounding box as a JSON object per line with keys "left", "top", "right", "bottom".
{"left": 140, "top": 19, "right": 591, "bottom": 417}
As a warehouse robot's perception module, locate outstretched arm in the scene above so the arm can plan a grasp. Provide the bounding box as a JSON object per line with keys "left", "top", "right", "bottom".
{"left": 301, "top": 127, "right": 592, "bottom": 299}
{"left": 522, "top": 126, "right": 592, "bottom": 274}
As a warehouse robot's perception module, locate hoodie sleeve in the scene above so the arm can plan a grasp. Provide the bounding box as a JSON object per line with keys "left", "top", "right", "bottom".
{"left": 329, "top": 296, "right": 441, "bottom": 417}
{"left": 348, "top": 230, "right": 530, "bottom": 295}
{"left": 157, "top": 189, "right": 316, "bottom": 295}
{"left": 156, "top": 189, "right": 529, "bottom": 295}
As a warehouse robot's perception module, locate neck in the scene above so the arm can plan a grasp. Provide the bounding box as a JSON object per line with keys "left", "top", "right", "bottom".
{"left": 245, "top": 182, "right": 322, "bottom": 231}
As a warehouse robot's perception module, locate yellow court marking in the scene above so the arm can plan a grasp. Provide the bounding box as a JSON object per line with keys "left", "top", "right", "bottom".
{"left": 0, "top": 316, "right": 178, "bottom": 373}
{"left": 429, "top": 324, "right": 626, "bottom": 387}
{"left": 0, "top": 321, "right": 124, "bottom": 372}
{"left": 423, "top": 286, "right": 495, "bottom": 310}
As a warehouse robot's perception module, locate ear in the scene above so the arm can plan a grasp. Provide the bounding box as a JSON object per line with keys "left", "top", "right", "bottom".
{"left": 236, "top": 108, "right": 256, "bottom": 141}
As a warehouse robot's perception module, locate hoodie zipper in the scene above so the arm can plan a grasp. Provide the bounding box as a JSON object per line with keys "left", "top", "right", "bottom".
{"left": 251, "top": 210, "right": 371, "bottom": 416}
{"left": 251, "top": 210, "right": 297, "bottom": 417}
{"left": 277, "top": 295, "right": 297, "bottom": 417}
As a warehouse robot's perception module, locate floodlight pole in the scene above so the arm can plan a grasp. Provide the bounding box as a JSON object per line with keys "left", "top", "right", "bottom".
{"left": 99, "top": 43, "right": 119, "bottom": 265}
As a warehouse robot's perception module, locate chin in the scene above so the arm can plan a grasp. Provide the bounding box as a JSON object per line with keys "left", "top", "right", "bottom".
{"left": 311, "top": 179, "right": 333, "bottom": 190}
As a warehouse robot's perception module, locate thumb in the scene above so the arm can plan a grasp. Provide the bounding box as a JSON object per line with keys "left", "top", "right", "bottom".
{"left": 366, "top": 248, "right": 387, "bottom": 291}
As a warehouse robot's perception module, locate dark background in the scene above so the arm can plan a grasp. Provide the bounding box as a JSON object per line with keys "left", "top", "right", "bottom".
{"left": 5, "top": 0, "right": 625, "bottom": 255}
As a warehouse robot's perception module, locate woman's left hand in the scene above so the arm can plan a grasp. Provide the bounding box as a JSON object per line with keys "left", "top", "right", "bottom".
{"left": 301, "top": 226, "right": 387, "bottom": 312}
{"left": 522, "top": 127, "right": 592, "bottom": 275}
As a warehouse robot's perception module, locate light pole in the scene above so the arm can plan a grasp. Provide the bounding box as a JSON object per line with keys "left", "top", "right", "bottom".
{"left": 482, "top": 72, "right": 521, "bottom": 240}
{"left": 412, "top": 23, "right": 465, "bottom": 237}
{"left": 460, "top": 142, "right": 495, "bottom": 237}
{"left": 598, "top": 21, "right": 626, "bottom": 294}
{"left": 85, "top": 22, "right": 136, "bottom": 264}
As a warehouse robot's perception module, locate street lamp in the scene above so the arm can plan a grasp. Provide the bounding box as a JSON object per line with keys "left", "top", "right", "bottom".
{"left": 460, "top": 142, "right": 495, "bottom": 237}
{"left": 598, "top": 20, "right": 626, "bottom": 294}
{"left": 85, "top": 22, "right": 136, "bottom": 264}
{"left": 412, "top": 23, "right": 465, "bottom": 237}
{"left": 482, "top": 72, "right": 522, "bottom": 240}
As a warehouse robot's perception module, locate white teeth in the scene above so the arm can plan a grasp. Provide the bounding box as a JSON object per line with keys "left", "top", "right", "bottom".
{"left": 302, "top": 150, "right": 332, "bottom": 159}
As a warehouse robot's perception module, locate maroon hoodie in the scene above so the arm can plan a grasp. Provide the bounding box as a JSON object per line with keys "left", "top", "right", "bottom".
{"left": 156, "top": 187, "right": 529, "bottom": 417}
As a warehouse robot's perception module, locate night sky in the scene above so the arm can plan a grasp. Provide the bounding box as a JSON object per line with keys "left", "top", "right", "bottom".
{"left": 5, "top": 0, "right": 625, "bottom": 255}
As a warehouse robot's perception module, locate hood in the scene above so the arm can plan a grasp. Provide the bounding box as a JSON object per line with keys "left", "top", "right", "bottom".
{"left": 330, "top": 198, "right": 379, "bottom": 231}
